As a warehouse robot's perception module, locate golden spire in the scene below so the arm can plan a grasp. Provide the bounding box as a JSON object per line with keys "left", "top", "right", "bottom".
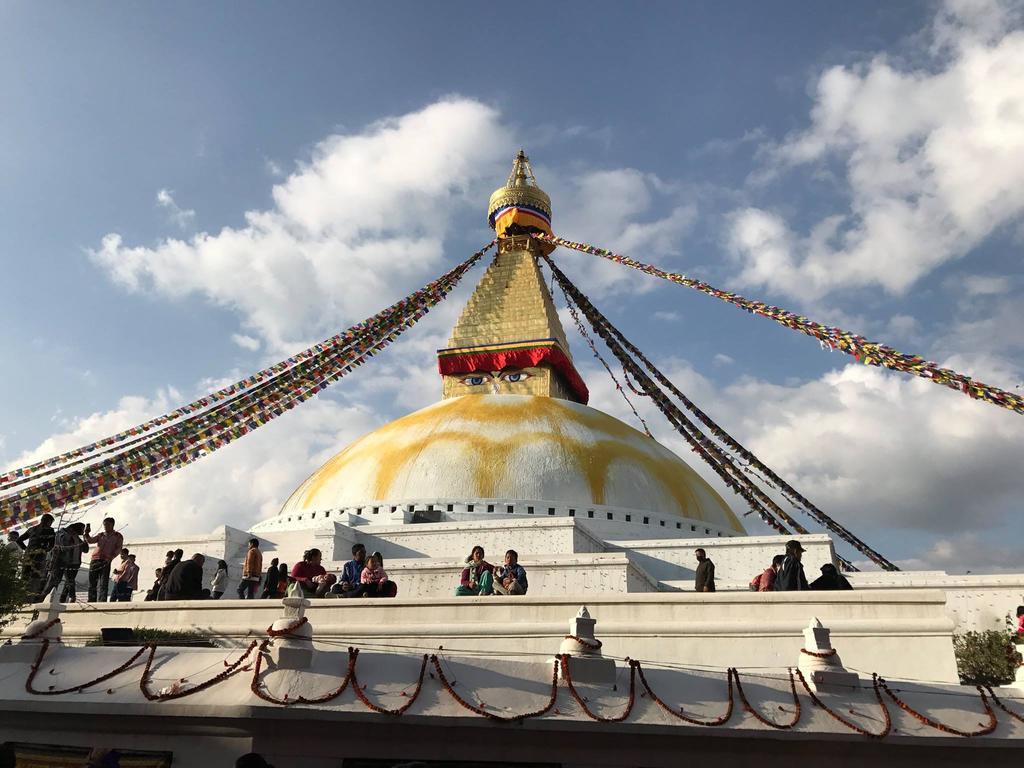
{"left": 436, "top": 151, "right": 588, "bottom": 404}
{"left": 487, "top": 150, "right": 553, "bottom": 238}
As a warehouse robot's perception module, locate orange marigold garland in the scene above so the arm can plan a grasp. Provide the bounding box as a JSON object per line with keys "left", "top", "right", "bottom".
{"left": 633, "top": 660, "right": 735, "bottom": 726}
{"left": 795, "top": 669, "right": 891, "bottom": 738}
{"left": 22, "top": 618, "right": 62, "bottom": 640}
{"left": 430, "top": 653, "right": 561, "bottom": 722}
{"left": 141, "top": 641, "right": 257, "bottom": 702}
{"left": 800, "top": 648, "right": 838, "bottom": 659}
{"left": 249, "top": 640, "right": 352, "bottom": 706}
{"left": 26, "top": 639, "right": 149, "bottom": 696}
{"left": 984, "top": 685, "right": 1024, "bottom": 725}
{"left": 266, "top": 617, "right": 308, "bottom": 637}
{"left": 350, "top": 648, "right": 428, "bottom": 716}
{"left": 878, "top": 677, "right": 997, "bottom": 737}
{"left": 733, "top": 668, "right": 801, "bottom": 729}
{"left": 560, "top": 655, "right": 635, "bottom": 723}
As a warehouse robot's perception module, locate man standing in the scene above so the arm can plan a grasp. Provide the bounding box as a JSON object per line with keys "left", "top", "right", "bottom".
{"left": 694, "top": 548, "right": 716, "bottom": 592}
{"left": 84, "top": 517, "right": 124, "bottom": 602}
{"left": 21, "top": 513, "right": 56, "bottom": 600}
{"left": 237, "top": 538, "right": 263, "bottom": 599}
{"left": 41, "top": 523, "right": 89, "bottom": 603}
{"left": 773, "top": 540, "right": 810, "bottom": 591}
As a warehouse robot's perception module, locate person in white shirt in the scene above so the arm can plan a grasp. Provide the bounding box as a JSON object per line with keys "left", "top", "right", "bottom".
{"left": 211, "top": 559, "right": 229, "bottom": 599}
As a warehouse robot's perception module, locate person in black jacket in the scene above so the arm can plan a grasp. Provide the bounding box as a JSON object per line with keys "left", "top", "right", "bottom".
{"left": 810, "top": 563, "right": 853, "bottom": 590}
{"left": 21, "top": 513, "right": 56, "bottom": 600}
{"left": 694, "top": 548, "right": 716, "bottom": 592}
{"left": 163, "top": 553, "right": 209, "bottom": 600}
{"left": 260, "top": 557, "right": 280, "bottom": 598}
{"left": 773, "top": 540, "right": 809, "bottom": 591}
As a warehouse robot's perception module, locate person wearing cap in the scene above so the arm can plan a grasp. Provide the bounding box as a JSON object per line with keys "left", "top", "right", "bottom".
{"left": 773, "top": 539, "right": 809, "bottom": 591}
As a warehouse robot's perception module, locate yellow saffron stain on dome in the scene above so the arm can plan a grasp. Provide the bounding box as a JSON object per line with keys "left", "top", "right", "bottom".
{"left": 292, "top": 395, "right": 743, "bottom": 533}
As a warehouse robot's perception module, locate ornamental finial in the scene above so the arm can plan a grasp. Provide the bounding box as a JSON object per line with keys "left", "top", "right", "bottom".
{"left": 487, "top": 150, "right": 553, "bottom": 239}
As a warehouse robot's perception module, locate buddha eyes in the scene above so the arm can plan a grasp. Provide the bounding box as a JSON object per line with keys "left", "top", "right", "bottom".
{"left": 459, "top": 371, "right": 531, "bottom": 386}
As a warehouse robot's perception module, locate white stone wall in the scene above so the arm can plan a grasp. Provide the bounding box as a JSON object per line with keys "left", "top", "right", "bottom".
{"left": 5, "top": 590, "right": 961, "bottom": 683}
{"left": 109, "top": 517, "right": 1024, "bottom": 637}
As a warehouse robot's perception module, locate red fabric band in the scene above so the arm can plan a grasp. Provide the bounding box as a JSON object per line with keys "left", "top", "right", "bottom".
{"left": 437, "top": 345, "right": 589, "bottom": 404}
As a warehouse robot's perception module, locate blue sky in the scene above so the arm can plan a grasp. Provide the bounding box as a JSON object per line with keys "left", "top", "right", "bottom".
{"left": 2, "top": 1, "right": 1023, "bottom": 571}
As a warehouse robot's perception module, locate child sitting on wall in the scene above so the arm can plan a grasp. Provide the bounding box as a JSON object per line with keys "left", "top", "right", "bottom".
{"left": 357, "top": 553, "right": 390, "bottom": 597}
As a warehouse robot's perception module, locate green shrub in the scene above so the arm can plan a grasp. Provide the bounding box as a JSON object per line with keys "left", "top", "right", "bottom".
{"left": 0, "top": 546, "right": 30, "bottom": 632}
{"left": 953, "top": 630, "right": 1021, "bottom": 686}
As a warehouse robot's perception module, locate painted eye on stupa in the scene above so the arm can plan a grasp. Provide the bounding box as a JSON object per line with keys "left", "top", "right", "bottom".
{"left": 461, "top": 374, "right": 490, "bottom": 386}
{"left": 501, "top": 371, "right": 531, "bottom": 383}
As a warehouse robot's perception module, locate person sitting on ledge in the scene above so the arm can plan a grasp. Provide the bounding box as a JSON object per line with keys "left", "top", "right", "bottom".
{"left": 290, "top": 548, "right": 336, "bottom": 598}
{"left": 144, "top": 568, "right": 162, "bottom": 601}
{"left": 455, "top": 545, "right": 493, "bottom": 596}
{"left": 750, "top": 554, "right": 786, "bottom": 592}
{"left": 810, "top": 562, "right": 853, "bottom": 590}
{"left": 334, "top": 543, "right": 366, "bottom": 597}
{"left": 493, "top": 549, "right": 528, "bottom": 595}
{"left": 164, "top": 553, "right": 210, "bottom": 600}
{"left": 357, "top": 553, "right": 391, "bottom": 597}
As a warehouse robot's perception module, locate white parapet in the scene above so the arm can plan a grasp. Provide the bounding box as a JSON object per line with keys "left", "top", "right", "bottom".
{"left": 6, "top": 590, "right": 961, "bottom": 683}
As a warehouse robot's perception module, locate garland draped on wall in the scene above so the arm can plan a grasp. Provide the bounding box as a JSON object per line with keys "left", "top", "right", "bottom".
{"left": 19, "top": 627, "right": 1014, "bottom": 740}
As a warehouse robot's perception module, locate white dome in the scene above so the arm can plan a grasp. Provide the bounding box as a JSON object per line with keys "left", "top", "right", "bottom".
{"left": 279, "top": 395, "right": 744, "bottom": 533}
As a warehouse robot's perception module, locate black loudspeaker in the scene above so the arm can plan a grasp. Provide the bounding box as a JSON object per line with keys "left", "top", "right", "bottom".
{"left": 100, "top": 627, "right": 137, "bottom": 645}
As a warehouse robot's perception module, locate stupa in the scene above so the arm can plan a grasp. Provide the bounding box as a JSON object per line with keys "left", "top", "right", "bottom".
{"left": 268, "top": 150, "right": 743, "bottom": 543}
{"left": 2, "top": 151, "right": 1024, "bottom": 766}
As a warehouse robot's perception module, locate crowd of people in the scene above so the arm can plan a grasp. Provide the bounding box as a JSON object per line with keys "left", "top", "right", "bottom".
{"left": 692, "top": 539, "right": 855, "bottom": 593}
{"left": 7, "top": 516, "right": 853, "bottom": 605}
{"left": 4, "top": 514, "right": 141, "bottom": 604}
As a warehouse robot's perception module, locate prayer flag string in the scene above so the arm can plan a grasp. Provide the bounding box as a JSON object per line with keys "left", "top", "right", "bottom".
{"left": 0, "top": 242, "right": 494, "bottom": 491}
{"left": 0, "top": 243, "right": 493, "bottom": 526}
{"left": 542, "top": 255, "right": 895, "bottom": 570}
{"left": 532, "top": 233, "right": 1024, "bottom": 417}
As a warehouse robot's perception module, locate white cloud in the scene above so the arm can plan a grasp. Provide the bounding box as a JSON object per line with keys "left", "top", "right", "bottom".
{"left": 962, "top": 274, "right": 1012, "bottom": 296}
{"left": 93, "top": 99, "right": 512, "bottom": 354}
{"left": 264, "top": 158, "right": 284, "bottom": 177}
{"left": 712, "top": 353, "right": 735, "bottom": 366}
{"left": 549, "top": 168, "right": 697, "bottom": 295}
{"left": 893, "top": 532, "right": 1023, "bottom": 574}
{"left": 582, "top": 347, "right": 1024, "bottom": 568}
{"left": 230, "top": 333, "right": 261, "bottom": 351}
{"left": 155, "top": 189, "right": 196, "bottom": 229}
{"left": 653, "top": 310, "right": 682, "bottom": 322}
{"left": 730, "top": 1, "right": 1024, "bottom": 299}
